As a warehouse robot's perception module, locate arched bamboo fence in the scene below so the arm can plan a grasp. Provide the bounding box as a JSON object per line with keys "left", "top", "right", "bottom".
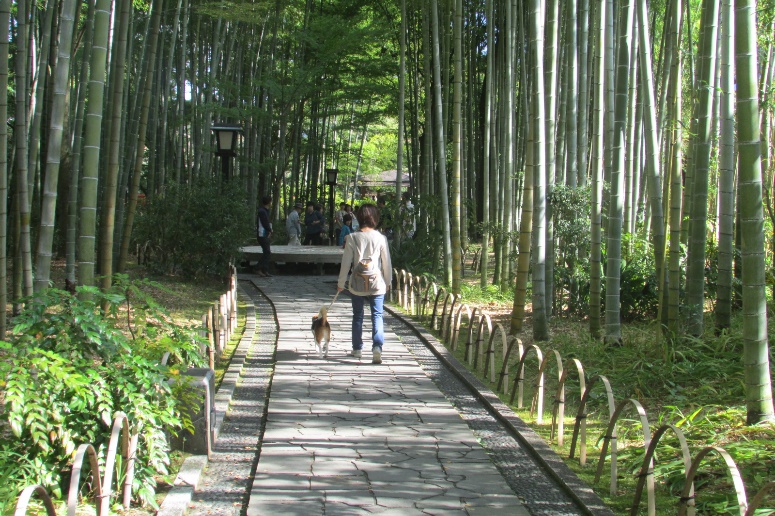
{"left": 16, "top": 412, "right": 138, "bottom": 516}
{"left": 450, "top": 303, "right": 472, "bottom": 351}
{"left": 341, "top": 267, "right": 775, "bottom": 514}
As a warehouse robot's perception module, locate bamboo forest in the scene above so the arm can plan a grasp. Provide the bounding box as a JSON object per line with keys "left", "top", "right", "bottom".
{"left": 2, "top": 0, "right": 775, "bottom": 513}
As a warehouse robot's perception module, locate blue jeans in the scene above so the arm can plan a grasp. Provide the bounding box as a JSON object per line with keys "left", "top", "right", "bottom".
{"left": 351, "top": 294, "right": 384, "bottom": 352}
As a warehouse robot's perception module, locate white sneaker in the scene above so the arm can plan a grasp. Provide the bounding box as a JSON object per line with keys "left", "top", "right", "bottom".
{"left": 372, "top": 349, "right": 382, "bottom": 364}
{"left": 349, "top": 349, "right": 362, "bottom": 358}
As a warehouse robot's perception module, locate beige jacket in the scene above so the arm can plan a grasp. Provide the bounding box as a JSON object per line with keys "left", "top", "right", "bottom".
{"left": 337, "top": 230, "right": 392, "bottom": 295}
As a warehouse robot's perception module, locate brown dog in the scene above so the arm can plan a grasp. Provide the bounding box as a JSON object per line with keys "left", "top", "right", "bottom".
{"left": 311, "top": 306, "right": 331, "bottom": 358}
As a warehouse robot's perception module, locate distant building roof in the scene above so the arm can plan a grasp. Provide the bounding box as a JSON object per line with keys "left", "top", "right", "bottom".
{"left": 360, "top": 170, "right": 410, "bottom": 188}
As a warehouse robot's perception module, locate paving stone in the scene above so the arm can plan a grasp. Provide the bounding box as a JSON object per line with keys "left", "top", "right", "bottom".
{"left": 249, "top": 472, "right": 311, "bottom": 489}
{"left": 246, "top": 500, "right": 323, "bottom": 516}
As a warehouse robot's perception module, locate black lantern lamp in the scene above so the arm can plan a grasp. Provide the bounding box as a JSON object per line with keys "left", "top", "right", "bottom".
{"left": 325, "top": 168, "right": 339, "bottom": 243}
{"left": 212, "top": 124, "right": 243, "bottom": 182}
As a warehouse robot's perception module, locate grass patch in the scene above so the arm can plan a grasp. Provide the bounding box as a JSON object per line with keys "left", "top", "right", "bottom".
{"left": 129, "top": 266, "right": 229, "bottom": 327}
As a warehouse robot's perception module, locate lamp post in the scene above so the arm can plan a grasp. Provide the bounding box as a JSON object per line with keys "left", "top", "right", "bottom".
{"left": 325, "top": 168, "right": 339, "bottom": 243}
{"left": 211, "top": 124, "right": 243, "bottom": 182}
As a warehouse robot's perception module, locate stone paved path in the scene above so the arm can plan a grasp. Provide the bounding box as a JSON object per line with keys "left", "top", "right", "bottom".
{"left": 246, "top": 275, "right": 529, "bottom": 515}
{"left": 190, "top": 273, "right": 609, "bottom": 515}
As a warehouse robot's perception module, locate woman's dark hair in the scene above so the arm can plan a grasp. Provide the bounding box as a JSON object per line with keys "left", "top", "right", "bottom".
{"left": 261, "top": 195, "right": 272, "bottom": 205}
{"left": 343, "top": 214, "right": 352, "bottom": 224}
{"left": 356, "top": 203, "right": 380, "bottom": 229}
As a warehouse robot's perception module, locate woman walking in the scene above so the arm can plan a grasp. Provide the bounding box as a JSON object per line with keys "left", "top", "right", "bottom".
{"left": 337, "top": 204, "right": 392, "bottom": 364}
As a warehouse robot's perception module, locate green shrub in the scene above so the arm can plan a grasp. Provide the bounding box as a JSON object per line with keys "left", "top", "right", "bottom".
{"left": 391, "top": 195, "right": 444, "bottom": 274}
{"left": 551, "top": 185, "right": 592, "bottom": 316}
{"left": 550, "top": 185, "right": 661, "bottom": 321}
{"left": 703, "top": 237, "right": 742, "bottom": 309}
{"left": 617, "top": 234, "right": 659, "bottom": 321}
{"left": 0, "top": 276, "right": 206, "bottom": 510}
{"left": 133, "top": 180, "right": 254, "bottom": 278}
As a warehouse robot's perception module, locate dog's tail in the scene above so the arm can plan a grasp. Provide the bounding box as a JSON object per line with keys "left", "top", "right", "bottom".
{"left": 318, "top": 306, "right": 328, "bottom": 319}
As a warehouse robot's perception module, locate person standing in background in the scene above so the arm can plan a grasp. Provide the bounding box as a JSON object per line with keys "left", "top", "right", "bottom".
{"left": 376, "top": 197, "right": 393, "bottom": 240}
{"left": 338, "top": 213, "right": 354, "bottom": 247}
{"left": 316, "top": 204, "right": 329, "bottom": 243}
{"left": 286, "top": 202, "right": 303, "bottom": 245}
{"left": 304, "top": 201, "right": 324, "bottom": 245}
{"left": 346, "top": 204, "right": 359, "bottom": 230}
{"left": 400, "top": 192, "right": 416, "bottom": 239}
{"left": 256, "top": 195, "right": 273, "bottom": 277}
{"left": 334, "top": 202, "right": 347, "bottom": 244}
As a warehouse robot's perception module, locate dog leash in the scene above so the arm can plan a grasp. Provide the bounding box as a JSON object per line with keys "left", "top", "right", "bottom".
{"left": 328, "top": 290, "right": 340, "bottom": 311}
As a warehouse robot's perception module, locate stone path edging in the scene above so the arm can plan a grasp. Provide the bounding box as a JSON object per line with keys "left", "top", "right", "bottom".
{"left": 157, "top": 285, "right": 257, "bottom": 516}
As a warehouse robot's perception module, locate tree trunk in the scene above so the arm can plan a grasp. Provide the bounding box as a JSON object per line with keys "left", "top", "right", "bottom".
{"left": 545, "top": 0, "right": 559, "bottom": 317}
{"left": 33, "top": 0, "right": 79, "bottom": 292}
{"left": 100, "top": 0, "right": 132, "bottom": 287}
{"left": 635, "top": 0, "right": 666, "bottom": 323}
{"left": 397, "top": 0, "right": 406, "bottom": 206}
{"left": 421, "top": 0, "right": 433, "bottom": 201}
{"left": 502, "top": 1, "right": 516, "bottom": 286}
{"left": 511, "top": 101, "right": 534, "bottom": 335}
{"left": 0, "top": 0, "right": 10, "bottom": 334}
{"left": 117, "top": 0, "right": 164, "bottom": 274}
{"left": 604, "top": 0, "right": 634, "bottom": 346}
{"left": 530, "top": 0, "right": 548, "bottom": 341}
{"left": 26, "top": 2, "right": 55, "bottom": 211}
{"left": 734, "top": 0, "right": 775, "bottom": 424}
{"left": 623, "top": 43, "right": 638, "bottom": 236}
{"left": 430, "top": 0, "right": 452, "bottom": 286}
{"left": 715, "top": 0, "right": 734, "bottom": 331}
{"left": 77, "top": 0, "right": 112, "bottom": 291}
{"left": 450, "top": 0, "right": 462, "bottom": 293}
{"left": 577, "top": 0, "right": 590, "bottom": 187}
{"left": 685, "top": 0, "right": 720, "bottom": 337}
{"left": 66, "top": 0, "right": 95, "bottom": 287}
{"left": 15, "top": 0, "right": 34, "bottom": 298}
{"left": 159, "top": 0, "right": 183, "bottom": 195}
{"left": 480, "top": 0, "right": 493, "bottom": 289}
{"left": 589, "top": 0, "right": 606, "bottom": 339}
{"left": 666, "top": 0, "right": 684, "bottom": 338}
{"left": 565, "top": 0, "right": 578, "bottom": 189}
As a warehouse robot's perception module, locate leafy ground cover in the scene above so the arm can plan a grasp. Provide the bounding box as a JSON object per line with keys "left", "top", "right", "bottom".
{"left": 127, "top": 270, "right": 248, "bottom": 514}
{"left": 0, "top": 260, "right": 237, "bottom": 513}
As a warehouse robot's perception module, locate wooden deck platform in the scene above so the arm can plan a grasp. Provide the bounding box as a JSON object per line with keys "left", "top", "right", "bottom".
{"left": 240, "top": 245, "right": 344, "bottom": 264}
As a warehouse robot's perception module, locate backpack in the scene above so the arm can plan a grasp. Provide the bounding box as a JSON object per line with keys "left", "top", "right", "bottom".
{"left": 345, "top": 233, "right": 385, "bottom": 295}
{"left": 349, "top": 257, "right": 381, "bottom": 294}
